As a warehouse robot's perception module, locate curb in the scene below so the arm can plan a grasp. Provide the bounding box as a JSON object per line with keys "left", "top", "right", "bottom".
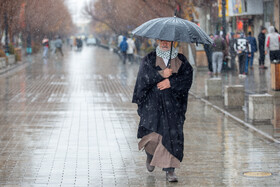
{"left": 189, "top": 91, "right": 280, "bottom": 144}
{"left": 97, "top": 43, "right": 280, "bottom": 144}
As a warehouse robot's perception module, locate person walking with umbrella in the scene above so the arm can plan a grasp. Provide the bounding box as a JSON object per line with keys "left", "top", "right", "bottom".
{"left": 42, "top": 36, "right": 49, "bottom": 58}
{"left": 132, "top": 16, "right": 212, "bottom": 182}
{"left": 204, "top": 34, "right": 214, "bottom": 75}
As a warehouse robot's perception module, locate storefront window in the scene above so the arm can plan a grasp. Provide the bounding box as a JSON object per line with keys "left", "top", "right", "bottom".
{"left": 264, "top": 1, "right": 274, "bottom": 26}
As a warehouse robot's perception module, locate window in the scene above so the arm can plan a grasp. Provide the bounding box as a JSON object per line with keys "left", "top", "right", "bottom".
{"left": 264, "top": 1, "right": 274, "bottom": 25}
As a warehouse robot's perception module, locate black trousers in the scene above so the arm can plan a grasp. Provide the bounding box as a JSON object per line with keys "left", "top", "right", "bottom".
{"left": 259, "top": 49, "right": 265, "bottom": 66}
{"left": 270, "top": 50, "right": 280, "bottom": 62}
{"left": 121, "top": 51, "right": 127, "bottom": 64}
{"left": 238, "top": 53, "right": 246, "bottom": 74}
{"left": 206, "top": 52, "right": 213, "bottom": 72}
{"left": 55, "top": 47, "right": 64, "bottom": 56}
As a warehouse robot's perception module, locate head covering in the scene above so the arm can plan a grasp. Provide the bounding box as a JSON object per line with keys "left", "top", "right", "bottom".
{"left": 268, "top": 26, "right": 275, "bottom": 34}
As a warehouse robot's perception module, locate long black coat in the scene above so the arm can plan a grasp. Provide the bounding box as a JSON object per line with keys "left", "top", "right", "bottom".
{"left": 132, "top": 51, "right": 193, "bottom": 161}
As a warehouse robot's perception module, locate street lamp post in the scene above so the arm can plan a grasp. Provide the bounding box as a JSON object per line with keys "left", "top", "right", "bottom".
{"left": 222, "top": 0, "right": 226, "bottom": 39}
{"left": 4, "top": 12, "right": 9, "bottom": 55}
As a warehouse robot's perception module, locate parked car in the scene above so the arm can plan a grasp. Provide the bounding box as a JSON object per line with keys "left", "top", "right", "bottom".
{"left": 86, "top": 38, "right": 97, "bottom": 46}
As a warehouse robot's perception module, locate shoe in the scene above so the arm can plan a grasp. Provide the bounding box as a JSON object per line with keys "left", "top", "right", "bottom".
{"left": 166, "top": 171, "right": 178, "bottom": 182}
{"left": 259, "top": 65, "right": 268, "bottom": 69}
{"left": 145, "top": 152, "right": 155, "bottom": 172}
{"left": 238, "top": 74, "right": 246, "bottom": 78}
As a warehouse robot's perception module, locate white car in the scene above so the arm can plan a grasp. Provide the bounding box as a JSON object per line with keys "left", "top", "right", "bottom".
{"left": 86, "top": 38, "right": 96, "bottom": 46}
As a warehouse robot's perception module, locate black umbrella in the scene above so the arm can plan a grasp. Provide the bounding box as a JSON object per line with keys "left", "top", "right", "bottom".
{"left": 132, "top": 16, "right": 213, "bottom": 66}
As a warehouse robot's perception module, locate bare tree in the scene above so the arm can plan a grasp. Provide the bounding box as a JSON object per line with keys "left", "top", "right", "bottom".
{"left": 0, "top": 0, "right": 74, "bottom": 47}
{"left": 84, "top": 0, "right": 216, "bottom": 35}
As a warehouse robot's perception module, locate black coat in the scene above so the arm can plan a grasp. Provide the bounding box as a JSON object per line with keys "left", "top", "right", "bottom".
{"left": 132, "top": 51, "right": 193, "bottom": 161}
{"left": 258, "top": 32, "right": 266, "bottom": 52}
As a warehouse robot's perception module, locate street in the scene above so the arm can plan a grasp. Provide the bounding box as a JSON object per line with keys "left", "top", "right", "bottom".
{"left": 0, "top": 46, "right": 280, "bottom": 187}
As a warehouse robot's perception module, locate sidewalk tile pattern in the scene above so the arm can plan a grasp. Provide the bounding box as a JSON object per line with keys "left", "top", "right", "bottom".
{"left": 0, "top": 48, "right": 279, "bottom": 186}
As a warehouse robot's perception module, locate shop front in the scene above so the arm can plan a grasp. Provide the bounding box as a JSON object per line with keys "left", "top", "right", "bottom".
{"left": 227, "top": 0, "right": 263, "bottom": 37}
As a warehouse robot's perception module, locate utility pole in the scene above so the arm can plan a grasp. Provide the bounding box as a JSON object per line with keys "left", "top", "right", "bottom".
{"left": 222, "top": 0, "right": 226, "bottom": 39}
{"left": 4, "top": 12, "right": 9, "bottom": 55}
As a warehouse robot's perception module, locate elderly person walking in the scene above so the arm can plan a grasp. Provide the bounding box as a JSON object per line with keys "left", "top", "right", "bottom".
{"left": 132, "top": 40, "right": 193, "bottom": 182}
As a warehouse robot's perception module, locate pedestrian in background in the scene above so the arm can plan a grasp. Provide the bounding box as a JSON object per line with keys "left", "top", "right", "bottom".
{"left": 55, "top": 36, "right": 64, "bottom": 57}
{"left": 132, "top": 39, "right": 193, "bottom": 182}
{"left": 127, "top": 36, "right": 136, "bottom": 63}
{"left": 245, "top": 31, "right": 257, "bottom": 73}
{"left": 229, "top": 32, "right": 237, "bottom": 70}
{"left": 265, "top": 26, "right": 280, "bottom": 63}
{"left": 204, "top": 34, "right": 214, "bottom": 75}
{"left": 119, "top": 36, "right": 128, "bottom": 64}
{"left": 42, "top": 36, "right": 49, "bottom": 58}
{"left": 212, "top": 31, "right": 226, "bottom": 76}
{"left": 258, "top": 26, "right": 267, "bottom": 69}
{"left": 234, "top": 32, "right": 251, "bottom": 78}
{"left": 76, "top": 37, "right": 83, "bottom": 52}
{"left": 49, "top": 37, "right": 56, "bottom": 55}
{"left": 118, "top": 34, "right": 123, "bottom": 49}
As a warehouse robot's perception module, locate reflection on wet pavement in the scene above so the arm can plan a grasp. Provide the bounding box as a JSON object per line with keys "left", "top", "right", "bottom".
{"left": 0, "top": 47, "right": 279, "bottom": 186}
{"left": 191, "top": 63, "right": 280, "bottom": 141}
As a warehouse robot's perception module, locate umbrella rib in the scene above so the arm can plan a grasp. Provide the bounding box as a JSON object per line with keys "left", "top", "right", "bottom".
{"left": 132, "top": 17, "right": 212, "bottom": 45}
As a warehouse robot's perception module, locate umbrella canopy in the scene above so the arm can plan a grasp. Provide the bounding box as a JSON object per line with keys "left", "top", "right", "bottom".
{"left": 132, "top": 16, "right": 212, "bottom": 45}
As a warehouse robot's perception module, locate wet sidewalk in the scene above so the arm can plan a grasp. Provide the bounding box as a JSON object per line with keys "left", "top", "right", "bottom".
{"left": 0, "top": 47, "right": 280, "bottom": 186}
{"left": 190, "top": 57, "right": 280, "bottom": 142}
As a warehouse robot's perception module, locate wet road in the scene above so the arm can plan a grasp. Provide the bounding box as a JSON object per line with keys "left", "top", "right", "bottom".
{"left": 0, "top": 47, "right": 280, "bottom": 186}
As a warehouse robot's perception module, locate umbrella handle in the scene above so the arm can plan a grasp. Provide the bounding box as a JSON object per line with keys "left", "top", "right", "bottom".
{"left": 167, "top": 41, "right": 173, "bottom": 68}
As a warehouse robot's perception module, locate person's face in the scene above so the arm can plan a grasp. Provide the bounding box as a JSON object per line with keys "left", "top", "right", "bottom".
{"left": 262, "top": 29, "right": 267, "bottom": 34}
{"left": 158, "top": 40, "right": 172, "bottom": 51}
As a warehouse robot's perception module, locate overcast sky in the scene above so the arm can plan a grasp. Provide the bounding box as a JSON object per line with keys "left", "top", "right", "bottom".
{"left": 66, "top": 0, "right": 91, "bottom": 24}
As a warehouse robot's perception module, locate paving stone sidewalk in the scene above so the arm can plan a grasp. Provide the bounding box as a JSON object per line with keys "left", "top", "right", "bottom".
{"left": 0, "top": 47, "right": 279, "bottom": 186}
